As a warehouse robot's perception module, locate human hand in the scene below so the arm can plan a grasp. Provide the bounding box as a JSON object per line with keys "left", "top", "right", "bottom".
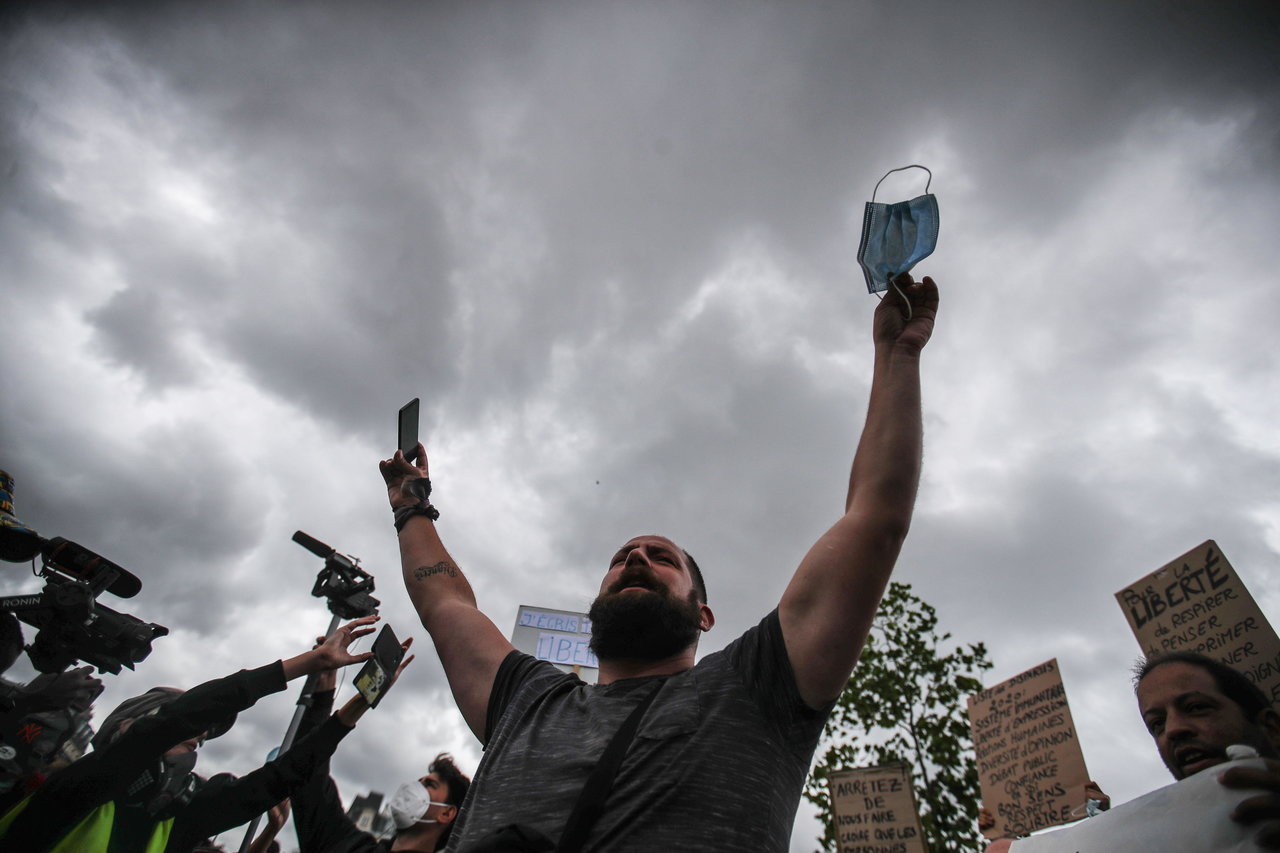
{"left": 19, "top": 666, "right": 103, "bottom": 713}
{"left": 977, "top": 806, "right": 995, "bottom": 832}
{"left": 312, "top": 636, "right": 337, "bottom": 693}
{"left": 313, "top": 615, "right": 380, "bottom": 671}
{"left": 267, "top": 798, "right": 291, "bottom": 831}
{"left": 380, "top": 442, "right": 430, "bottom": 509}
{"left": 282, "top": 616, "right": 379, "bottom": 680}
{"left": 1084, "top": 780, "right": 1110, "bottom": 812}
{"left": 1221, "top": 758, "right": 1280, "bottom": 848}
{"left": 389, "top": 637, "right": 415, "bottom": 686}
{"left": 312, "top": 630, "right": 343, "bottom": 691}
{"left": 872, "top": 273, "right": 938, "bottom": 355}
{"left": 336, "top": 637, "right": 415, "bottom": 726}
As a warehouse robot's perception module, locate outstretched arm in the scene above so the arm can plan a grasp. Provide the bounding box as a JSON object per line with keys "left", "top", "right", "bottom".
{"left": 246, "top": 799, "right": 290, "bottom": 853}
{"left": 380, "top": 445, "right": 515, "bottom": 738}
{"left": 779, "top": 274, "right": 938, "bottom": 708}
{"left": 281, "top": 615, "right": 379, "bottom": 681}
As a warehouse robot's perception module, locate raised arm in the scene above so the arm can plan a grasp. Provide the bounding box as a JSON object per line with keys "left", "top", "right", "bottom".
{"left": 779, "top": 273, "right": 938, "bottom": 708}
{"left": 380, "top": 444, "right": 515, "bottom": 738}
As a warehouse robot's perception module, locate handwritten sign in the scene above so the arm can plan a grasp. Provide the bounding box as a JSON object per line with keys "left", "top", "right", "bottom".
{"left": 967, "top": 659, "right": 1090, "bottom": 838}
{"left": 1115, "top": 540, "right": 1280, "bottom": 704}
{"left": 535, "top": 631, "right": 597, "bottom": 667}
{"left": 828, "top": 764, "right": 926, "bottom": 853}
{"left": 518, "top": 608, "right": 592, "bottom": 633}
{"left": 1001, "top": 757, "right": 1267, "bottom": 853}
{"left": 510, "top": 605, "right": 599, "bottom": 682}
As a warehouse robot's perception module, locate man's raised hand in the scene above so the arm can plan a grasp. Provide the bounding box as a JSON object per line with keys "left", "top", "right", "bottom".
{"left": 873, "top": 273, "right": 939, "bottom": 355}
{"left": 380, "top": 441, "right": 430, "bottom": 509}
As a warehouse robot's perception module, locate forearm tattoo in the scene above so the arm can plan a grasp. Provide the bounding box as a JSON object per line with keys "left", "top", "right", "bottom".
{"left": 413, "top": 561, "right": 458, "bottom": 581}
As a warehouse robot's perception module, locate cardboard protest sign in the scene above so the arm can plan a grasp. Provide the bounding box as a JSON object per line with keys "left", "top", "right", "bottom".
{"left": 1115, "top": 540, "right": 1280, "bottom": 704}
{"left": 1000, "top": 757, "right": 1268, "bottom": 853}
{"left": 967, "top": 659, "right": 1090, "bottom": 839}
{"left": 828, "top": 764, "right": 927, "bottom": 853}
{"left": 510, "top": 605, "right": 598, "bottom": 682}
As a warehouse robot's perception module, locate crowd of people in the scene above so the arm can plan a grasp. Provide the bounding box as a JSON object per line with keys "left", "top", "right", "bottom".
{"left": 1, "top": 272, "right": 1278, "bottom": 851}
{"left": 0, "top": 609, "right": 465, "bottom": 853}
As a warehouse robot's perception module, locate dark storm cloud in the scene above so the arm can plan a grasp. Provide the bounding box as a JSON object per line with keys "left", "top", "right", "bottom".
{"left": 0, "top": 412, "right": 267, "bottom": 632}
{"left": 3, "top": 2, "right": 1279, "bottom": 846}
{"left": 7, "top": 0, "right": 1277, "bottom": 442}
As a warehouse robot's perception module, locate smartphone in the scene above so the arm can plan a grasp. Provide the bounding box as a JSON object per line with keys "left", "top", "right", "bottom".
{"left": 398, "top": 398, "right": 420, "bottom": 462}
{"left": 353, "top": 623, "right": 405, "bottom": 708}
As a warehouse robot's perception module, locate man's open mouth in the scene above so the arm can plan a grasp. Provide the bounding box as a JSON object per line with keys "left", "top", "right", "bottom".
{"left": 610, "top": 570, "right": 662, "bottom": 596}
{"left": 1175, "top": 746, "right": 1223, "bottom": 775}
{"left": 615, "top": 581, "right": 659, "bottom": 595}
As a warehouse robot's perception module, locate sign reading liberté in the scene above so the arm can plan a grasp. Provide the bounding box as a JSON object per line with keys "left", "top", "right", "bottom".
{"left": 828, "top": 764, "right": 926, "bottom": 853}
{"left": 510, "top": 605, "right": 599, "bottom": 680}
{"left": 967, "top": 658, "right": 1091, "bottom": 839}
{"left": 1115, "top": 539, "right": 1280, "bottom": 705}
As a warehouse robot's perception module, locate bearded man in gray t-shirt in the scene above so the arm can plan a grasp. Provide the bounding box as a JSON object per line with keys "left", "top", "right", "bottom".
{"left": 379, "top": 273, "right": 940, "bottom": 852}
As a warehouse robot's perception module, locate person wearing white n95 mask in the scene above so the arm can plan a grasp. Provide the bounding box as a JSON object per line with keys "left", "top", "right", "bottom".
{"left": 388, "top": 778, "right": 454, "bottom": 829}
{"left": 287, "top": 643, "right": 471, "bottom": 853}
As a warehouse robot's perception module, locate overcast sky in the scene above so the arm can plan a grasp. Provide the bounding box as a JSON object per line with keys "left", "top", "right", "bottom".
{"left": 2, "top": 1, "right": 1279, "bottom": 850}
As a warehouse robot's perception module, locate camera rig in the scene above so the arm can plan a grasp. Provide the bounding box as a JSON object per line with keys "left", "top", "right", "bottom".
{"left": 291, "top": 530, "right": 379, "bottom": 619}
{"left": 0, "top": 537, "right": 169, "bottom": 675}
{"left": 0, "top": 470, "right": 168, "bottom": 675}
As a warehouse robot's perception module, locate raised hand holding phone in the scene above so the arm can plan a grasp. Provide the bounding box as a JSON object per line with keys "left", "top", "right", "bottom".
{"left": 352, "top": 623, "right": 409, "bottom": 708}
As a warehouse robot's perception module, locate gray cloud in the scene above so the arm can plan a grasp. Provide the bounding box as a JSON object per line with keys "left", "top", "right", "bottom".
{"left": 3, "top": 1, "right": 1279, "bottom": 849}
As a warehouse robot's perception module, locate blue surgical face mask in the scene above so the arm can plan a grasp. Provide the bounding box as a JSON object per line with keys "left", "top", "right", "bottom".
{"left": 857, "top": 165, "right": 939, "bottom": 294}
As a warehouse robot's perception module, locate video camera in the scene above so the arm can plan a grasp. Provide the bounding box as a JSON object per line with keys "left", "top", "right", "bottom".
{"left": 292, "top": 530, "right": 379, "bottom": 619}
{"left": 0, "top": 470, "right": 169, "bottom": 675}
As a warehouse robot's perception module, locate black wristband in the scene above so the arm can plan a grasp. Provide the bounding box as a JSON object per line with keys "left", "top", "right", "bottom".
{"left": 394, "top": 502, "right": 439, "bottom": 532}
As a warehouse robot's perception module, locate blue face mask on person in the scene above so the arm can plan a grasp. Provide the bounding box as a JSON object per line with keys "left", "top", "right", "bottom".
{"left": 857, "top": 165, "right": 939, "bottom": 294}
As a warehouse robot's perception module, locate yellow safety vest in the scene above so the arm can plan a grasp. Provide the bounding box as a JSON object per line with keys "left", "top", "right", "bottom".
{"left": 0, "top": 797, "right": 174, "bottom": 853}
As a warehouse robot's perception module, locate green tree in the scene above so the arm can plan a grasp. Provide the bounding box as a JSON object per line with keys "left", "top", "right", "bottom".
{"left": 805, "top": 582, "right": 992, "bottom": 853}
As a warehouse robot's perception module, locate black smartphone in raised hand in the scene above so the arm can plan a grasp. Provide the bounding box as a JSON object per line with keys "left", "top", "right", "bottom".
{"left": 398, "top": 398, "right": 420, "bottom": 462}
{"left": 353, "top": 623, "right": 406, "bottom": 708}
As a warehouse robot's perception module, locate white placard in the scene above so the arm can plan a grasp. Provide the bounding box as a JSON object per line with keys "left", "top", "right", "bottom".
{"left": 999, "top": 758, "right": 1267, "bottom": 853}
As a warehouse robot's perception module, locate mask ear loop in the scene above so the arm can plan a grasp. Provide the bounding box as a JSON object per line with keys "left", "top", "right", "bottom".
{"left": 869, "top": 164, "right": 930, "bottom": 322}
{"left": 871, "top": 164, "right": 933, "bottom": 203}
{"left": 874, "top": 278, "right": 913, "bottom": 322}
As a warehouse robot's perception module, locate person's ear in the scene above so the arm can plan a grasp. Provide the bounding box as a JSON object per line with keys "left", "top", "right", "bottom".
{"left": 699, "top": 604, "right": 715, "bottom": 632}
{"left": 1256, "top": 708, "right": 1280, "bottom": 754}
{"left": 439, "top": 804, "right": 458, "bottom": 826}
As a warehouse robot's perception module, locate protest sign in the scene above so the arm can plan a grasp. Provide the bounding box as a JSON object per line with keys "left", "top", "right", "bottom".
{"left": 1115, "top": 540, "right": 1280, "bottom": 704}
{"left": 828, "top": 763, "right": 926, "bottom": 853}
{"left": 1000, "top": 757, "right": 1267, "bottom": 853}
{"left": 510, "top": 605, "right": 598, "bottom": 681}
{"left": 967, "top": 659, "right": 1090, "bottom": 838}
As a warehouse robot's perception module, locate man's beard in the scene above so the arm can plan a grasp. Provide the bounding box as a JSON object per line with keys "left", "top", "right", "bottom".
{"left": 588, "top": 587, "right": 702, "bottom": 662}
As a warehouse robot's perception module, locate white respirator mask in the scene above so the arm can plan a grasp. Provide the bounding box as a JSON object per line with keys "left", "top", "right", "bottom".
{"left": 388, "top": 781, "right": 450, "bottom": 829}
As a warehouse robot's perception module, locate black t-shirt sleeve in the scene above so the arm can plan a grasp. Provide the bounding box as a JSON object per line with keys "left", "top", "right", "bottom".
{"left": 727, "top": 609, "right": 833, "bottom": 738}
{"left": 484, "top": 651, "right": 532, "bottom": 746}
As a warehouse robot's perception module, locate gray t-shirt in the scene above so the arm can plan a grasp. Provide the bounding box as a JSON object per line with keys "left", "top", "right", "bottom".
{"left": 446, "top": 609, "right": 831, "bottom": 852}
